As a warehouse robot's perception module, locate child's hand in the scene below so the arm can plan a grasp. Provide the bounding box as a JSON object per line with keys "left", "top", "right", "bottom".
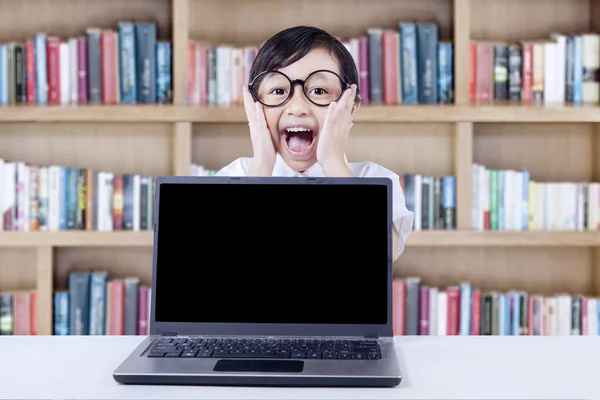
{"left": 316, "top": 84, "right": 357, "bottom": 171}
{"left": 243, "top": 86, "right": 277, "bottom": 170}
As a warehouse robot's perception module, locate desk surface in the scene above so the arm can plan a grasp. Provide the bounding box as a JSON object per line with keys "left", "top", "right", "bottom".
{"left": 0, "top": 335, "right": 598, "bottom": 400}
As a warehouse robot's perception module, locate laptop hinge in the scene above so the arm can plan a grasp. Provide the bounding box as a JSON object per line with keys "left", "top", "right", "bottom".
{"left": 364, "top": 333, "right": 379, "bottom": 339}
{"left": 161, "top": 332, "right": 177, "bottom": 336}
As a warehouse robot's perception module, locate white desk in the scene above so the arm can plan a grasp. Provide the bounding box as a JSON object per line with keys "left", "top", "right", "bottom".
{"left": 0, "top": 335, "right": 598, "bottom": 400}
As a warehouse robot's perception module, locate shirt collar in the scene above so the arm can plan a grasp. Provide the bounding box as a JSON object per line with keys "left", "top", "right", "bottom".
{"left": 273, "top": 154, "right": 348, "bottom": 177}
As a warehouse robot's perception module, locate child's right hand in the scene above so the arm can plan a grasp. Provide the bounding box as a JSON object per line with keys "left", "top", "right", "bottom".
{"left": 242, "top": 86, "right": 276, "bottom": 170}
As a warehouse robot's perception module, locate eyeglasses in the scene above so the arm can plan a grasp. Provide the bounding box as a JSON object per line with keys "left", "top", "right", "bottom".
{"left": 248, "top": 69, "right": 350, "bottom": 107}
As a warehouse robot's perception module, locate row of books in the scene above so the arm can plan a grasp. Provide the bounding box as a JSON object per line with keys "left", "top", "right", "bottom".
{"left": 393, "top": 277, "right": 599, "bottom": 336}
{"left": 0, "top": 21, "right": 171, "bottom": 106}
{"left": 54, "top": 271, "right": 150, "bottom": 336}
{"left": 0, "top": 290, "right": 37, "bottom": 335}
{"left": 186, "top": 21, "right": 453, "bottom": 106}
{"left": 470, "top": 32, "right": 600, "bottom": 104}
{"left": 399, "top": 174, "right": 456, "bottom": 231}
{"left": 472, "top": 163, "right": 600, "bottom": 231}
{"left": 0, "top": 158, "right": 155, "bottom": 232}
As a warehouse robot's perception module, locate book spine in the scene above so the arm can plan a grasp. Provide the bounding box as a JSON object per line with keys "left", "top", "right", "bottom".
{"left": 416, "top": 23, "right": 438, "bottom": 103}
{"left": 135, "top": 22, "right": 157, "bottom": 103}
{"left": 437, "top": 41, "right": 453, "bottom": 103}
{"left": 565, "top": 35, "right": 575, "bottom": 102}
{"left": 573, "top": 35, "right": 583, "bottom": 103}
{"left": 25, "top": 40, "right": 36, "bottom": 103}
{"left": 77, "top": 37, "right": 88, "bottom": 103}
{"left": 34, "top": 34, "right": 47, "bottom": 104}
{"left": 508, "top": 44, "right": 522, "bottom": 101}
{"left": 86, "top": 28, "right": 102, "bottom": 103}
{"left": 367, "top": 28, "right": 383, "bottom": 104}
{"left": 69, "top": 272, "right": 90, "bottom": 335}
{"left": 118, "top": 22, "right": 137, "bottom": 103}
{"left": 493, "top": 44, "right": 508, "bottom": 100}
{"left": 156, "top": 41, "right": 172, "bottom": 103}
{"left": 399, "top": 23, "right": 418, "bottom": 104}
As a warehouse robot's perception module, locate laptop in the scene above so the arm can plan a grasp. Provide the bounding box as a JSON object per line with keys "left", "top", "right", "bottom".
{"left": 112, "top": 175, "right": 401, "bottom": 387}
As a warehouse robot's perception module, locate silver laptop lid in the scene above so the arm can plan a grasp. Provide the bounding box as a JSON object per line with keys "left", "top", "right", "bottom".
{"left": 149, "top": 176, "right": 394, "bottom": 339}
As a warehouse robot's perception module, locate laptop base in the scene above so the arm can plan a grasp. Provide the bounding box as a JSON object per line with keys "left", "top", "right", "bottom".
{"left": 113, "top": 336, "right": 402, "bottom": 388}
{"left": 113, "top": 372, "right": 401, "bottom": 388}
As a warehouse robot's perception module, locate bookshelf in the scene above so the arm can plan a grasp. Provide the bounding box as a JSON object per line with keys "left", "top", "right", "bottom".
{"left": 0, "top": 0, "right": 599, "bottom": 336}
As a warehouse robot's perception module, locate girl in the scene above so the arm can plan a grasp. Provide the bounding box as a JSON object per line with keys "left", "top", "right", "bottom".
{"left": 216, "top": 25, "right": 414, "bottom": 260}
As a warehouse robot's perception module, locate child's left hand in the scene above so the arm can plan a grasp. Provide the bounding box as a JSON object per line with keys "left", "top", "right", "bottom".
{"left": 316, "top": 84, "right": 357, "bottom": 170}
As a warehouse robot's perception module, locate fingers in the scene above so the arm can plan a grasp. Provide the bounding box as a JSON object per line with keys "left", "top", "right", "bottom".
{"left": 254, "top": 101, "right": 269, "bottom": 131}
{"left": 242, "top": 85, "right": 256, "bottom": 124}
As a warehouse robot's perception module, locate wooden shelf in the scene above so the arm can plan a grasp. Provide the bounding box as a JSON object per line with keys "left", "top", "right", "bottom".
{"left": 0, "top": 231, "right": 154, "bottom": 247}
{"left": 2, "top": 230, "right": 600, "bottom": 248}
{"left": 408, "top": 231, "right": 600, "bottom": 247}
{"left": 2, "top": 103, "right": 600, "bottom": 123}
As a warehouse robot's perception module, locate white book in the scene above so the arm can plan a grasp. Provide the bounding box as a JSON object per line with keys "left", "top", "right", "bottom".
{"left": 69, "top": 38, "right": 78, "bottom": 103}
{"left": 59, "top": 42, "right": 70, "bottom": 104}
{"left": 437, "top": 291, "right": 447, "bottom": 336}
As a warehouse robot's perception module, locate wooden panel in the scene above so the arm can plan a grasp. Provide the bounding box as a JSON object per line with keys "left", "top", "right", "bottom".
{"left": 470, "top": 0, "right": 591, "bottom": 42}
{"left": 189, "top": 0, "right": 453, "bottom": 45}
{"left": 53, "top": 247, "right": 153, "bottom": 291}
{"left": 192, "top": 123, "right": 252, "bottom": 171}
{"left": 0, "top": 249, "right": 37, "bottom": 292}
{"left": 346, "top": 123, "right": 454, "bottom": 176}
{"left": 473, "top": 123, "right": 593, "bottom": 182}
{"left": 0, "top": 0, "right": 172, "bottom": 41}
{"left": 192, "top": 122, "right": 454, "bottom": 176}
{"left": 0, "top": 123, "right": 173, "bottom": 177}
{"left": 395, "top": 247, "right": 593, "bottom": 296}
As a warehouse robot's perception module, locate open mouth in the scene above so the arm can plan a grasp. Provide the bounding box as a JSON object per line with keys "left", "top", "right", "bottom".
{"left": 282, "top": 126, "right": 316, "bottom": 157}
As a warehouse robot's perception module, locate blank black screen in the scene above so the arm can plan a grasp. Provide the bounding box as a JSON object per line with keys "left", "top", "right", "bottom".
{"left": 154, "top": 181, "right": 390, "bottom": 325}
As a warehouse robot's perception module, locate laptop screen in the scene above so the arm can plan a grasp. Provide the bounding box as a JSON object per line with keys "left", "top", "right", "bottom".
{"left": 153, "top": 180, "right": 390, "bottom": 326}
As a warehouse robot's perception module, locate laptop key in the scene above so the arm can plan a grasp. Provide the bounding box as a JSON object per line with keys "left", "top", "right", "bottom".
{"left": 164, "top": 352, "right": 182, "bottom": 357}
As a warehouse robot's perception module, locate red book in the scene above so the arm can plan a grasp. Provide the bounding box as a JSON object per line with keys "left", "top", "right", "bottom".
{"left": 109, "top": 280, "right": 125, "bottom": 335}
{"left": 382, "top": 30, "right": 398, "bottom": 105}
{"left": 30, "top": 292, "right": 37, "bottom": 335}
{"left": 25, "top": 40, "right": 36, "bottom": 104}
{"left": 137, "top": 286, "right": 150, "bottom": 335}
{"left": 13, "top": 291, "right": 30, "bottom": 335}
{"left": 187, "top": 42, "right": 196, "bottom": 103}
{"left": 101, "top": 30, "right": 116, "bottom": 104}
{"left": 392, "top": 279, "right": 406, "bottom": 335}
{"left": 521, "top": 43, "right": 533, "bottom": 103}
{"left": 446, "top": 286, "right": 460, "bottom": 335}
{"left": 46, "top": 37, "right": 61, "bottom": 104}
{"left": 358, "top": 37, "right": 369, "bottom": 104}
{"left": 469, "top": 42, "right": 477, "bottom": 102}
{"left": 475, "top": 42, "right": 493, "bottom": 102}
{"left": 470, "top": 289, "right": 481, "bottom": 335}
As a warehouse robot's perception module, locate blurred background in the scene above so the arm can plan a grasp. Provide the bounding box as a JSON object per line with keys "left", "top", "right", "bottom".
{"left": 0, "top": 0, "right": 598, "bottom": 338}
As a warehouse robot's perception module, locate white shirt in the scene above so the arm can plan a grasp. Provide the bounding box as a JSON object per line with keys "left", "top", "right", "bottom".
{"left": 216, "top": 154, "right": 414, "bottom": 261}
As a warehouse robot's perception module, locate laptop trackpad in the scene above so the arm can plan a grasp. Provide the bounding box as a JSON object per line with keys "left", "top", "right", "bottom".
{"left": 213, "top": 359, "right": 304, "bottom": 373}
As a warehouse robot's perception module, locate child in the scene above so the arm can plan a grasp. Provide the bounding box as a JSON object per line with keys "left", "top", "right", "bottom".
{"left": 216, "top": 25, "right": 414, "bottom": 260}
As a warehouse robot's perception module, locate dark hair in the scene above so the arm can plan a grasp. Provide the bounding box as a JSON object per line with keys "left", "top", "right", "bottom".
{"left": 249, "top": 25, "right": 361, "bottom": 103}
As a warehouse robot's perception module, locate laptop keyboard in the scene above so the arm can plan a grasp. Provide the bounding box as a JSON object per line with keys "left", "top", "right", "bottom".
{"left": 147, "top": 337, "right": 382, "bottom": 360}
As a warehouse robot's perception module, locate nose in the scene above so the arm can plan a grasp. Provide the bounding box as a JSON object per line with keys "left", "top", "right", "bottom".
{"left": 285, "top": 84, "right": 310, "bottom": 116}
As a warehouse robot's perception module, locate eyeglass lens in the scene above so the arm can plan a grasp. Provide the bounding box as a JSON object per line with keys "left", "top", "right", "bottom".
{"left": 254, "top": 71, "right": 343, "bottom": 106}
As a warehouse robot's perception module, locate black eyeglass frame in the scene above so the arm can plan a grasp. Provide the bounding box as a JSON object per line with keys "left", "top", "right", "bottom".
{"left": 248, "top": 69, "right": 351, "bottom": 107}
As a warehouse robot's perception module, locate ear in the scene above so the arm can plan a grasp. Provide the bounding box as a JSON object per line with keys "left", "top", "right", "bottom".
{"left": 350, "top": 94, "right": 361, "bottom": 117}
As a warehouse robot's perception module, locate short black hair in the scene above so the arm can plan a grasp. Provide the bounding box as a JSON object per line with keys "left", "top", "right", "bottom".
{"left": 249, "top": 25, "right": 361, "bottom": 103}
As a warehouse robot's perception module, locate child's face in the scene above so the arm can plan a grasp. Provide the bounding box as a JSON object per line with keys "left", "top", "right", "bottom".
{"left": 261, "top": 48, "right": 357, "bottom": 172}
